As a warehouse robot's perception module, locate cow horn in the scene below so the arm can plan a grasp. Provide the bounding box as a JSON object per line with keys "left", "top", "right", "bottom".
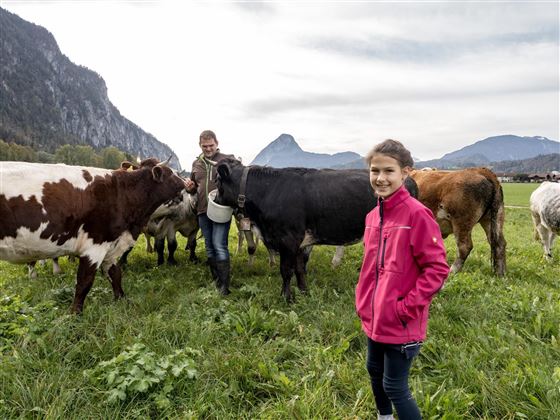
{"left": 157, "top": 156, "right": 173, "bottom": 167}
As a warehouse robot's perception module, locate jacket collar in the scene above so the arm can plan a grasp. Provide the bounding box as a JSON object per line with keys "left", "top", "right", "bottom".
{"left": 198, "top": 149, "right": 221, "bottom": 162}
{"left": 377, "top": 184, "right": 410, "bottom": 209}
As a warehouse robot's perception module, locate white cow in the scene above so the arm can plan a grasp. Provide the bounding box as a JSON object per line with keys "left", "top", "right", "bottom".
{"left": 530, "top": 182, "right": 560, "bottom": 260}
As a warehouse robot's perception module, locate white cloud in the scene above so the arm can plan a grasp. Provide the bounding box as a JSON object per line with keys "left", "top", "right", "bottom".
{"left": 2, "top": 0, "right": 558, "bottom": 168}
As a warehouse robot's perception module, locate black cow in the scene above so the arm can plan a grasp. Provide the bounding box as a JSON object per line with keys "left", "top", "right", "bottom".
{"left": 215, "top": 158, "right": 418, "bottom": 301}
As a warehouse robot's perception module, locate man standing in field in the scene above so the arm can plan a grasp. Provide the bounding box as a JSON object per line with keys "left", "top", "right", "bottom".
{"left": 185, "top": 130, "right": 235, "bottom": 295}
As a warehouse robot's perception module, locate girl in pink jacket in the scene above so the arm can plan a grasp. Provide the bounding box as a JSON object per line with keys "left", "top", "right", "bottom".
{"left": 356, "top": 139, "right": 449, "bottom": 420}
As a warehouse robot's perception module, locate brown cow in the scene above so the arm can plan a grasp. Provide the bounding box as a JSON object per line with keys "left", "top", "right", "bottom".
{"left": 0, "top": 158, "right": 186, "bottom": 313}
{"left": 410, "top": 168, "right": 506, "bottom": 276}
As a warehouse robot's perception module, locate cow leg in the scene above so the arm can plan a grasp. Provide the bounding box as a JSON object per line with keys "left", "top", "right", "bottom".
{"left": 187, "top": 232, "right": 198, "bottom": 262}
{"left": 145, "top": 233, "right": 154, "bottom": 253}
{"left": 546, "top": 232, "right": 557, "bottom": 260}
{"left": 243, "top": 230, "right": 257, "bottom": 265}
{"left": 331, "top": 246, "right": 345, "bottom": 268}
{"left": 108, "top": 263, "right": 125, "bottom": 300}
{"left": 295, "top": 250, "right": 308, "bottom": 293}
{"left": 167, "top": 233, "right": 178, "bottom": 265}
{"left": 451, "top": 224, "right": 473, "bottom": 274}
{"left": 236, "top": 229, "right": 244, "bottom": 255}
{"left": 52, "top": 257, "right": 61, "bottom": 275}
{"left": 27, "top": 262, "right": 37, "bottom": 279}
{"left": 536, "top": 224, "right": 553, "bottom": 259}
{"left": 268, "top": 249, "right": 277, "bottom": 267}
{"left": 480, "top": 216, "right": 507, "bottom": 276}
{"left": 71, "top": 257, "right": 98, "bottom": 313}
{"left": 118, "top": 246, "right": 133, "bottom": 267}
{"left": 531, "top": 211, "right": 542, "bottom": 242}
{"left": 279, "top": 251, "right": 296, "bottom": 302}
{"left": 302, "top": 245, "right": 313, "bottom": 274}
{"left": 155, "top": 237, "right": 166, "bottom": 265}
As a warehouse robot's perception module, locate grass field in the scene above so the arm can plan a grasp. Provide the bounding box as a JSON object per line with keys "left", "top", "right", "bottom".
{"left": 1, "top": 183, "right": 558, "bottom": 419}
{"left": 501, "top": 183, "right": 541, "bottom": 207}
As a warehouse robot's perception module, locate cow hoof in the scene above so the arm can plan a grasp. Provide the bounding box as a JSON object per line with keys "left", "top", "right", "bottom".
{"left": 167, "top": 259, "right": 178, "bottom": 266}
{"left": 219, "top": 287, "right": 231, "bottom": 296}
{"left": 282, "top": 292, "right": 294, "bottom": 303}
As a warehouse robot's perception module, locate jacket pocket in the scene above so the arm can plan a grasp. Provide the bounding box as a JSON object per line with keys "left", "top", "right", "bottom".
{"left": 372, "top": 281, "right": 407, "bottom": 338}
{"left": 380, "top": 226, "right": 411, "bottom": 273}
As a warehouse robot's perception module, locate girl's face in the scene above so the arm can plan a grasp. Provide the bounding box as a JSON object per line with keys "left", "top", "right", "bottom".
{"left": 369, "top": 153, "right": 410, "bottom": 199}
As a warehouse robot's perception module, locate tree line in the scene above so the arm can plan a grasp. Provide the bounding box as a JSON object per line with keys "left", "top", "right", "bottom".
{"left": 0, "top": 139, "right": 135, "bottom": 169}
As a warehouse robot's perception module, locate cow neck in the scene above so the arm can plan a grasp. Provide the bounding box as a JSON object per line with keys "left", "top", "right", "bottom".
{"left": 237, "top": 166, "right": 250, "bottom": 216}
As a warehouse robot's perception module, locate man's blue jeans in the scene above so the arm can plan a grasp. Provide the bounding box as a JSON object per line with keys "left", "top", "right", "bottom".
{"left": 198, "top": 213, "right": 231, "bottom": 261}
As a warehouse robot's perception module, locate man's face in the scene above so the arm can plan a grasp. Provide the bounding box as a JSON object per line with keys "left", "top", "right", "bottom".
{"left": 200, "top": 138, "right": 218, "bottom": 158}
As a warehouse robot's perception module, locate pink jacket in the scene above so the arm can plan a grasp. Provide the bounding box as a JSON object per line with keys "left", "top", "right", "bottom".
{"left": 355, "top": 185, "right": 449, "bottom": 344}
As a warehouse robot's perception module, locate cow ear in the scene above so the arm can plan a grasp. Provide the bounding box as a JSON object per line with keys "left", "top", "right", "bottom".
{"left": 217, "top": 163, "right": 231, "bottom": 180}
{"left": 152, "top": 166, "right": 164, "bottom": 183}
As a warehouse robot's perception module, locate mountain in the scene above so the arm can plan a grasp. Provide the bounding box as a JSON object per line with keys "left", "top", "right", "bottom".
{"left": 490, "top": 153, "right": 559, "bottom": 173}
{"left": 0, "top": 8, "right": 181, "bottom": 169}
{"left": 250, "top": 134, "right": 361, "bottom": 168}
{"left": 251, "top": 134, "right": 558, "bottom": 172}
{"left": 417, "top": 135, "right": 559, "bottom": 168}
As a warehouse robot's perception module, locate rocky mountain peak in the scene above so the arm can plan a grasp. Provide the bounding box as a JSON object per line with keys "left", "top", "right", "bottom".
{"left": 267, "top": 134, "right": 303, "bottom": 153}
{"left": 0, "top": 8, "right": 181, "bottom": 169}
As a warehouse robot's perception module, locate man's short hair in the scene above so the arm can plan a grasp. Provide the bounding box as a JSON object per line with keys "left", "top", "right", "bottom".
{"left": 199, "top": 130, "right": 217, "bottom": 143}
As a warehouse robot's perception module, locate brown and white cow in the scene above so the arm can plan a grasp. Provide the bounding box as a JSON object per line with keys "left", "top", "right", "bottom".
{"left": 0, "top": 158, "right": 186, "bottom": 312}
{"left": 410, "top": 167, "right": 506, "bottom": 276}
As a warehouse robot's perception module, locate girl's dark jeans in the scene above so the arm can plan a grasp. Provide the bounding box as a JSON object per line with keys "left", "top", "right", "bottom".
{"left": 366, "top": 337, "right": 422, "bottom": 420}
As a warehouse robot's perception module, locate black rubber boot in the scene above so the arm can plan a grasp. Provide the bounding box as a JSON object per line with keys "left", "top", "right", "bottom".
{"left": 207, "top": 257, "right": 218, "bottom": 283}
{"left": 215, "top": 259, "right": 231, "bottom": 295}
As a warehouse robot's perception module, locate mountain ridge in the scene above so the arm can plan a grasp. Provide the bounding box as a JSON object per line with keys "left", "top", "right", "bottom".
{"left": 0, "top": 8, "right": 182, "bottom": 169}
{"left": 252, "top": 134, "right": 559, "bottom": 172}
{"left": 250, "top": 134, "right": 361, "bottom": 168}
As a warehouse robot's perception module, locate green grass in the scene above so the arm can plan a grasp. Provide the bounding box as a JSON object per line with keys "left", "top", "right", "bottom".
{"left": 501, "top": 183, "right": 540, "bottom": 207}
{"left": 1, "top": 184, "right": 558, "bottom": 419}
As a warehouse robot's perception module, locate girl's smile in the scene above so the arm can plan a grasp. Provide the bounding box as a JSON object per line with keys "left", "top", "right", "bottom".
{"left": 369, "top": 154, "right": 410, "bottom": 198}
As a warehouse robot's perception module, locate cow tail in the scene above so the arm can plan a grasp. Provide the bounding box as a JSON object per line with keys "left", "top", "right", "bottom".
{"left": 487, "top": 173, "right": 507, "bottom": 276}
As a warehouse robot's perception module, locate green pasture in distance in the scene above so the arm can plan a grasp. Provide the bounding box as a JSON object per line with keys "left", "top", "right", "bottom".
{"left": 501, "top": 182, "right": 541, "bottom": 207}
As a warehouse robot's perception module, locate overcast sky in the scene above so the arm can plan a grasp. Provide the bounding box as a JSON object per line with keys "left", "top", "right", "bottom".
{"left": 3, "top": 0, "right": 559, "bottom": 167}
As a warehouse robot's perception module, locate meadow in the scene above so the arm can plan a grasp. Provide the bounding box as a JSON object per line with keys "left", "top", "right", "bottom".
{"left": 1, "top": 183, "right": 558, "bottom": 419}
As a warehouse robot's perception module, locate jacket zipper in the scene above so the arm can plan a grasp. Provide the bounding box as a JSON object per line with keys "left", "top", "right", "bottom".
{"left": 202, "top": 156, "right": 211, "bottom": 199}
{"left": 381, "top": 237, "right": 387, "bottom": 268}
{"left": 372, "top": 198, "right": 384, "bottom": 331}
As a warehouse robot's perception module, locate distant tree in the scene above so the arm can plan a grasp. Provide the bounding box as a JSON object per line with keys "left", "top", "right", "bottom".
{"left": 101, "top": 146, "right": 126, "bottom": 169}
{"left": 36, "top": 150, "right": 55, "bottom": 163}
{"left": 0, "top": 139, "right": 37, "bottom": 162}
{"left": 0, "top": 139, "right": 9, "bottom": 160}
{"left": 124, "top": 152, "right": 136, "bottom": 164}
{"left": 54, "top": 144, "right": 97, "bottom": 166}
